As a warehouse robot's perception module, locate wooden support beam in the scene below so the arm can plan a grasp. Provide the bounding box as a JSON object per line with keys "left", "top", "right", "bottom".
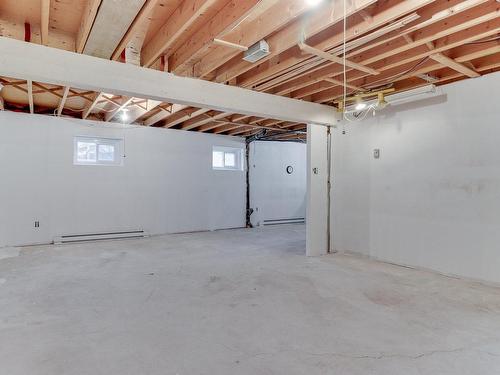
{"left": 298, "top": 43, "right": 380, "bottom": 75}
{"left": 27, "top": 80, "right": 34, "bottom": 114}
{"left": 429, "top": 53, "right": 481, "bottom": 78}
{"left": 141, "top": 0, "right": 219, "bottom": 67}
{"left": 57, "top": 86, "right": 70, "bottom": 116}
{"left": 40, "top": 0, "right": 50, "bottom": 46}
{"left": 76, "top": 0, "right": 102, "bottom": 53}
{"left": 83, "top": 92, "right": 102, "bottom": 119}
{"left": 0, "top": 37, "right": 339, "bottom": 125}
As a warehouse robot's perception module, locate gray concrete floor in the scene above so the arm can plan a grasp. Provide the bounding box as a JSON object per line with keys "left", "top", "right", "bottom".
{"left": 1, "top": 224, "right": 500, "bottom": 374}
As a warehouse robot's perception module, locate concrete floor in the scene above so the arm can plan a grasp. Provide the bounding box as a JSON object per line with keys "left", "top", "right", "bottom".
{"left": 1, "top": 225, "right": 500, "bottom": 374}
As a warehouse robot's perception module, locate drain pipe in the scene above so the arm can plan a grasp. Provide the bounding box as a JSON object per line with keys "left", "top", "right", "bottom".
{"left": 245, "top": 139, "right": 253, "bottom": 228}
{"left": 326, "top": 126, "right": 332, "bottom": 253}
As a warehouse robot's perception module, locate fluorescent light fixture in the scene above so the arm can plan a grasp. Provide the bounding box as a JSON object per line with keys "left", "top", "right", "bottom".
{"left": 306, "top": 0, "right": 323, "bottom": 7}
{"left": 386, "top": 84, "right": 438, "bottom": 105}
{"left": 344, "top": 85, "right": 440, "bottom": 113}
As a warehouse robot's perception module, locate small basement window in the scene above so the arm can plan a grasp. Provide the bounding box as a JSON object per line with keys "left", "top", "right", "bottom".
{"left": 212, "top": 146, "right": 244, "bottom": 171}
{"left": 74, "top": 136, "right": 123, "bottom": 166}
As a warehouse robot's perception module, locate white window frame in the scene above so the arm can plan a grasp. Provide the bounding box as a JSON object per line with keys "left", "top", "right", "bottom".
{"left": 73, "top": 136, "right": 124, "bottom": 166}
{"left": 212, "top": 146, "right": 244, "bottom": 171}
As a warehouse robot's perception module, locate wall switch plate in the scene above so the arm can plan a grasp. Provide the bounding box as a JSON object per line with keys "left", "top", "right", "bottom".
{"left": 34, "top": 221, "right": 40, "bottom": 228}
{"left": 374, "top": 149, "right": 380, "bottom": 159}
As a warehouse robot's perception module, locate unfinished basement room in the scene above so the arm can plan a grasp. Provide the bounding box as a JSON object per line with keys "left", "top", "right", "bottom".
{"left": 1, "top": 0, "right": 500, "bottom": 373}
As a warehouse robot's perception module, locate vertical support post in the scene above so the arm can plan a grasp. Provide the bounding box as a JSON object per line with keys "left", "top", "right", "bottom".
{"left": 306, "top": 123, "right": 329, "bottom": 256}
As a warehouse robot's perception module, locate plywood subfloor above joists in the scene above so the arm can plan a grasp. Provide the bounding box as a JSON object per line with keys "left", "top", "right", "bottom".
{"left": 83, "top": 0, "right": 147, "bottom": 59}
{"left": 0, "top": 0, "right": 498, "bottom": 138}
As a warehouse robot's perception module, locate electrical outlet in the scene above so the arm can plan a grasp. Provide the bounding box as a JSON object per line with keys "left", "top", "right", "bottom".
{"left": 34, "top": 221, "right": 40, "bottom": 228}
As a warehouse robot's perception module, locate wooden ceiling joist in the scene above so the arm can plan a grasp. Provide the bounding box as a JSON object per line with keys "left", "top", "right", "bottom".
{"left": 184, "top": 0, "right": 311, "bottom": 78}
{"left": 124, "top": 99, "right": 162, "bottom": 124}
{"left": 181, "top": 111, "right": 231, "bottom": 131}
{"left": 238, "top": 0, "right": 435, "bottom": 89}
{"left": 111, "top": 0, "right": 161, "bottom": 61}
{"left": 40, "top": 0, "right": 51, "bottom": 46}
{"left": 0, "top": 0, "right": 498, "bottom": 137}
{"left": 279, "top": 3, "right": 499, "bottom": 102}
{"left": 162, "top": 107, "right": 211, "bottom": 128}
{"left": 312, "top": 15, "right": 500, "bottom": 102}
{"left": 83, "top": 92, "right": 103, "bottom": 119}
{"left": 57, "top": 86, "right": 71, "bottom": 116}
{"left": 76, "top": 0, "right": 103, "bottom": 53}
{"left": 27, "top": 80, "right": 34, "bottom": 114}
{"left": 141, "top": 0, "right": 219, "bottom": 67}
{"left": 168, "top": 0, "right": 261, "bottom": 74}
{"left": 143, "top": 104, "right": 189, "bottom": 126}
{"left": 429, "top": 53, "right": 481, "bottom": 78}
{"left": 214, "top": 0, "right": 377, "bottom": 84}
{"left": 298, "top": 43, "right": 380, "bottom": 76}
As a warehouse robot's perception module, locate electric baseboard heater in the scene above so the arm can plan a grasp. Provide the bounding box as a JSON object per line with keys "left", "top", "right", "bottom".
{"left": 54, "top": 230, "right": 148, "bottom": 244}
{"left": 262, "top": 218, "right": 305, "bottom": 226}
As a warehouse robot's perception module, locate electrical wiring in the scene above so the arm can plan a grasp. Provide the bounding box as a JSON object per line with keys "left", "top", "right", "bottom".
{"left": 362, "top": 56, "right": 431, "bottom": 91}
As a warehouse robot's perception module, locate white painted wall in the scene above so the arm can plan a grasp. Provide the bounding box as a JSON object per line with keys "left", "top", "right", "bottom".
{"left": 0, "top": 111, "right": 246, "bottom": 247}
{"left": 249, "top": 141, "right": 306, "bottom": 226}
{"left": 332, "top": 72, "right": 500, "bottom": 284}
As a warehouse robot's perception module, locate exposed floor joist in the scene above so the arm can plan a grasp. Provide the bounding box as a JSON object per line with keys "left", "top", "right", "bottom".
{"left": 0, "top": 0, "right": 497, "bottom": 138}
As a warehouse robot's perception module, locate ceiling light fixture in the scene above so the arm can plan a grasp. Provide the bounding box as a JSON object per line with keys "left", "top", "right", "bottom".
{"left": 120, "top": 109, "right": 129, "bottom": 122}
{"left": 306, "top": 0, "right": 323, "bottom": 7}
{"left": 355, "top": 98, "right": 367, "bottom": 111}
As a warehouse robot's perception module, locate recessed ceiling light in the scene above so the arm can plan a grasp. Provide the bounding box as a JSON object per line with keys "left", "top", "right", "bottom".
{"left": 306, "top": 0, "right": 323, "bottom": 7}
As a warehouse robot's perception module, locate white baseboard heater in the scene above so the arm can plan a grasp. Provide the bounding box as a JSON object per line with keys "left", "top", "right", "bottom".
{"left": 54, "top": 230, "right": 148, "bottom": 244}
{"left": 262, "top": 218, "right": 305, "bottom": 226}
